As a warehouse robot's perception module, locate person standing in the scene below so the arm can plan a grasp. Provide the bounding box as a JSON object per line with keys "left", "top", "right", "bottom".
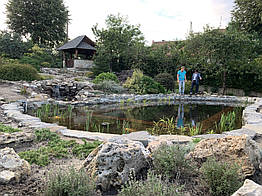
{"left": 177, "top": 66, "right": 187, "bottom": 95}
{"left": 190, "top": 69, "right": 202, "bottom": 95}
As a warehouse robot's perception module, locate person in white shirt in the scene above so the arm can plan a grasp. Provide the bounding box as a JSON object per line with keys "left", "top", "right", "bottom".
{"left": 190, "top": 69, "right": 202, "bottom": 95}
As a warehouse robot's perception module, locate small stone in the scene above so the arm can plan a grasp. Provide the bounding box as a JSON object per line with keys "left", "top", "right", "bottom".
{"left": 0, "top": 170, "right": 16, "bottom": 184}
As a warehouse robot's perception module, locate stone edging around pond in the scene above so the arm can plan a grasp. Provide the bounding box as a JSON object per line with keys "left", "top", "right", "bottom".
{"left": 1, "top": 94, "right": 262, "bottom": 146}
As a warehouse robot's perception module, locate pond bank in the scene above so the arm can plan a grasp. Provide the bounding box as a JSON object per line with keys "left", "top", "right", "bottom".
{"left": 1, "top": 94, "right": 261, "bottom": 145}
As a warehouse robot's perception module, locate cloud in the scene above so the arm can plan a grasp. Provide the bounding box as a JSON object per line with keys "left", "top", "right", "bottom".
{"left": 0, "top": 0, "right": 234, "bottom": 44}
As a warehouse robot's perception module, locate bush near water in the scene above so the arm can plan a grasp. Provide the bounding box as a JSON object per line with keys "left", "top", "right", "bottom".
{"left": 0, "top": 62, "right": 40, "bottom": 81}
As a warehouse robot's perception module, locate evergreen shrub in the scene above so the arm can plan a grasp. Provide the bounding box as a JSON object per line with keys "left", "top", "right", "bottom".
{"left": 155, "top": 72, "right": 175, "bottom": 91}
{"left": 201, "top": 158, "right": 243, "bottom": 196}
{"left": 93, "top": 72, "right": 119, "bottom": 84}
{"left": 0, "top": 62, "right": 40, "bottom": 81}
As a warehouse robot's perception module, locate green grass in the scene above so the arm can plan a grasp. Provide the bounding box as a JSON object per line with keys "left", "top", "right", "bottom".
{"left": 0, "top": 123, "right": 22, "bottom": 133}
{"left": 19, "top": 129, "right": 102, "bottom": 166}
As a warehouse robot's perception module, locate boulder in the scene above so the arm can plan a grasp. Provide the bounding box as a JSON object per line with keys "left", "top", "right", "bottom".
{"left": 0, "top": 147, "right": 31, "bottom": 184}
{"left": 232, "top": 179, "right": 262, "bottom": 196}
{"left": 82, "top": 137, "right": 150, "bottom": 191}
{"left": 187, "top": 135, "right": 262, "bottom": 177}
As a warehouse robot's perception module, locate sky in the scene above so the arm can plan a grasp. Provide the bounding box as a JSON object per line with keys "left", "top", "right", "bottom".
{"left": 0, "top": 0, "right": 234, "bottom": 45}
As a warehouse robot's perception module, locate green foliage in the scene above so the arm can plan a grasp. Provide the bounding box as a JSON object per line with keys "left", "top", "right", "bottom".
{"left": 134, "top": 42, "right": 184, "bottom": 78}
{"left": 93, "top": 80, "right": 126, "bottom": 94}
{"left": 44, "top": 167, "right": 96, "bottom": 196}
{"left": 185, "top": 27, "right": 260, "bottom": 94}
{"left": 0, "top": 31, "right": 31, "bottom": 59}
{"left": 0, "top": 62, "right": 40, "bottom": 81}
{"left": 19, "top": 45, "right": 62, "bottom": 70}
{"left": 35, "top": 128, "right": 60, "bottom": 142}
{"left": 124, "top": 69, "right": 166, "bottom": 94}
{"left": 92, "top": 14, "right": 145, "bottom": 74}
{"left": 231, "top": 0, "right": 262, "bottom": 36}
{"left": 93, "top": 72, "right": 119, "bottom": 84}
{"left": 150, "top": 117, "right": 177, "bottom": 135}
{"left": 188, "top": 124, "right": 202, "bottom": 136}
{"left": 72, "top": 140, "right": 102, "bottom": 159}
{"left": 6, "top": 0, "right": 69, "bottom": 47}
{"left": 192, "top": 138, "right": 201, "bottom": 144}
{"left": 152, "top": 144, "right": 195, "bottom": 181}
{"left": 19, "top": 129, "right": 101, "bottom": 166}
{"left": 0, "top": 123, "right": 22, "bottom": 133}
{"left": 155, "top": 73, "right": 175, "bottom": 91}
{"left": 215, "top": 111, "right": 236, "bottom": 133}
{"left": 201, "top": 158, "right": 243, "bottom": 196}
{"left": 118, "top": 171, "right": 181, "bottom": 196}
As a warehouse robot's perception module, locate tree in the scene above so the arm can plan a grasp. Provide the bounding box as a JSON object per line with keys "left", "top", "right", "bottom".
{"left": 185, "top": 27, "right": 259, "bottom": 94}
{"left": 6, "top": 0, "right": 68, "bottom": 47}
{"left": 231, "top": 0, "right": 262, "bottom": 36}
{"left": 0, "top": 31, "right": 31, "bottom": 59}
{"left": 92, "top": 14, "right": 145, "bottom": 74}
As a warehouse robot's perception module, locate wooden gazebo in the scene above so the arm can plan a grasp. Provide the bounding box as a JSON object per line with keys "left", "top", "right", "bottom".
{"left": 57, "top": 35, "right": 96, "bottom": 68}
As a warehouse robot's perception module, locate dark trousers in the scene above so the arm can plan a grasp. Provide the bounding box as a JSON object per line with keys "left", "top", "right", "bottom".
{"left": 190, "top": 80, "right": 199, "bottom": 94}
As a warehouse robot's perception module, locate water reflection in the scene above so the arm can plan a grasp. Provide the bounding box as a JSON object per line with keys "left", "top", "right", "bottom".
{"left": 177, "top": 104, "right": 184, "bottom": 128}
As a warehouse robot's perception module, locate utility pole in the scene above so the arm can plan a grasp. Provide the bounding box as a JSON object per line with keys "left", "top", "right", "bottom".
{"left": 66, "top": 11, "right": 69, "bottom": 43}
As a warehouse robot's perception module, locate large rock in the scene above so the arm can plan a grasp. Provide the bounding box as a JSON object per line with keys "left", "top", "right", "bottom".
{"left": 82, "top": 137, "right": 150, "bottom": 191}
{"left": 0, "top": 147, "right": 31, "bottom": 184}
{"left": 232, "top": 179, "right": 262, "bottom": 196}
{"left": 187, "top": 135, "right": 262, "bottom": 177}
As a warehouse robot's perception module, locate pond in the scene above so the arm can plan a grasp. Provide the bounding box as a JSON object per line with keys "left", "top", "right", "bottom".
{"left": 28, "top": 102, "right": 243, "bottom": 135}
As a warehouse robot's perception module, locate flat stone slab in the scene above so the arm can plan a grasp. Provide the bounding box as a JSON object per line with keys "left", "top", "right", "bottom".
{"left": 192, "top": 134, "right": 227, "bottom": 140}
{"left": 158, "top": 135, "right": 192, "bottom": 144}
{"left": 243, "top": 124, "right": 262, "bottom": 134}
{"left": 122, "top": 131, "right": 156, "bottom": 147}
{"left": 225, "top": 128, "right": 257, "bottom": 139}
{"left": 59, "top": 129, "right": 118, "bottom": 141}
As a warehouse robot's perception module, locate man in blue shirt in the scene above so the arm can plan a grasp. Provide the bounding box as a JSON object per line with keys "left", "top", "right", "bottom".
{"left": 177, "top": 66, "right": 187, "bottom": 95}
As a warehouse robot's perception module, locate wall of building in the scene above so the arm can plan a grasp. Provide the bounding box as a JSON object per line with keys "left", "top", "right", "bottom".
{"left": 73, "top": 60, "right": 95, "bottom": 69}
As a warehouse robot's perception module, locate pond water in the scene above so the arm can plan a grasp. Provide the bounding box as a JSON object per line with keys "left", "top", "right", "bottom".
{"left": 28, "top": 102, "right": 243, "bottom": 135}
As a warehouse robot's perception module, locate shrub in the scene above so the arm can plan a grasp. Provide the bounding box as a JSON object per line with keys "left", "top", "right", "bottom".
{"left": 118, "top": 171, "right": 181, "bottom": 196}
{"left": 201, "top": 158, "right": 243, "bottom": 196}
{"left": 124, "top": 69, "right": 166, "bottom": 94}
{"left": 0, "top": 123, "right": 21, "bottom": 133}
{"left": 93, "top": 80, "right": 126, "bottom": 94}
{"left": 0, "top": 62, "right": 40, "bottom": 81}
{"left": 93, "top": 72, "right": 119, "bottom": 84}
{"left": 152, "top": 144, "right": 195, "bottom": 181}
{"left": 19, "top": 129, "right": 101, "bottom": 166}
{"left": 19, "top": 44, "right": 62, "bottom": 70}
{"left": 155, "top": 73, "right": 175, "bottom": 91}
{"left": 44, "top": 167, "right": 97, "bottom": 196}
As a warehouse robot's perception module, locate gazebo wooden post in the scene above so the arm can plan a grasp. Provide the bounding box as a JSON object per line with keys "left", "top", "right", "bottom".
{"left": 74, "top": 49, "right": 78, "bottom": 59}
{"left": 62, "top": 52, "right": 66, "bottom": 68}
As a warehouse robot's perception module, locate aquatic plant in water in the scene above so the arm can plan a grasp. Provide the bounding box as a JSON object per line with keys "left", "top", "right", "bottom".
{"left": 215, "top": 111, "right": 236, "bottom": 133}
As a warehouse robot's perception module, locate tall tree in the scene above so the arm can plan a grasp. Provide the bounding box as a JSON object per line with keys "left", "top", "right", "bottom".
{"left": 6, "top": 0, "right": 68, "bottom": 47}
{"left": 231, "top": 0, "right": 262, "bottom": 36}
{"left": 185, "top": 27, "right": 259, "bottom": 94}
{"left": 0, "top": 31, "right": 32, "bottom": 58}
{"left": 92, "top": 14, "right": 145, "bottom": 74}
